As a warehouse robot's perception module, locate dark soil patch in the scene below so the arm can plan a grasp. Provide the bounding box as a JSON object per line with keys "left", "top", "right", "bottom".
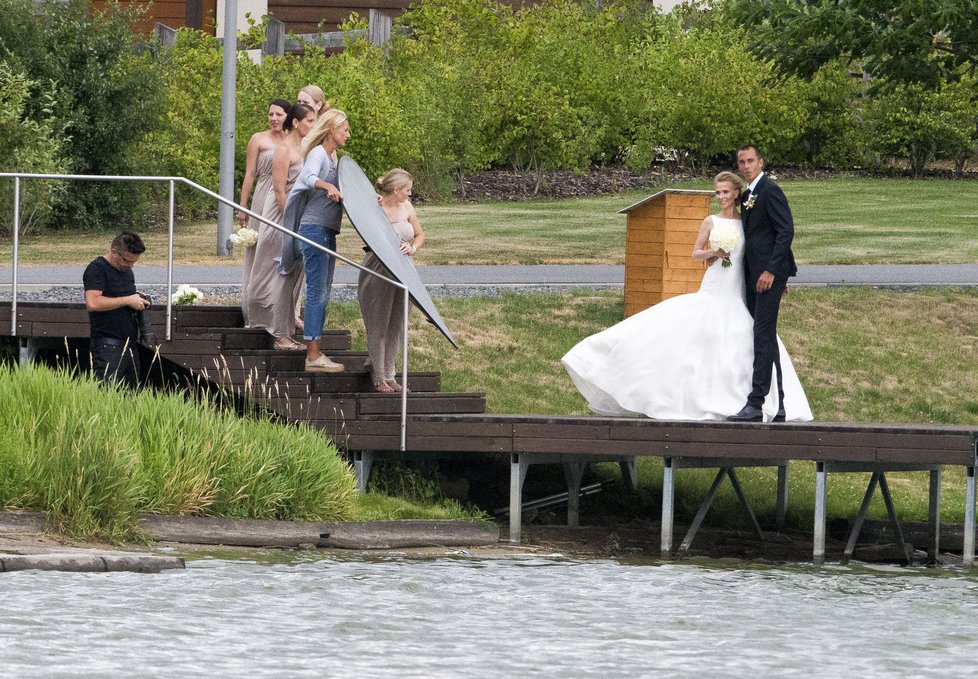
{"left": 449, "top": 164, "right": 978, "bottom": 202}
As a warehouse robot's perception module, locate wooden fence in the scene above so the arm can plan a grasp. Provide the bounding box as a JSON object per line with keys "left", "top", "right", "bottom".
{"left": 153, "top": 10, "right": 394, "bottom": 55}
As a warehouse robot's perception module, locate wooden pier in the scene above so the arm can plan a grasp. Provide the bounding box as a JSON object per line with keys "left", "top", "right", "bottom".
{"left": 3, "top": 301, "right": 976, "bottom": 566}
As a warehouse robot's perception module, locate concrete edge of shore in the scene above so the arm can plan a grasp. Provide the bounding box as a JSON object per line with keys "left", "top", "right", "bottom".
{"left": 0, "top": 511, "right": 501, "bottom": 574}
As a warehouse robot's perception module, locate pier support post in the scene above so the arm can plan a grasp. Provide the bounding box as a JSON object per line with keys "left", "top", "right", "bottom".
{"left": 660, "top": 458, "right": 674, "bottom": 558}
{"left": 678, "top": 468, "right": 725, "bottom": 555}
{"left": 352, "top": 451, "right": 374, "bottom": 494}
{"left": 813, "top": 462, "right": 827, "bottom": 566}
{"left": 619, "top": 457, "right": 639, "bottom": 491}
{"left": 776, "top": 463, "right": 789, "bottom": 530}
{"left": 965, "top": 464, "right": 976, "bottom": 568}
{"left": 509, "top": 453, "right": 529, "bottom": 544}
{"left": 563, "top": 462, "right": 586, "bottom": 528}
{"left": 18, "top": 337, "right": 37, "bottom": 366}
{"left": 927, "top": 467, "right": 942, "bottom": 564}
{"left": 842, "top": 471, "right": 879, "bottom": 565}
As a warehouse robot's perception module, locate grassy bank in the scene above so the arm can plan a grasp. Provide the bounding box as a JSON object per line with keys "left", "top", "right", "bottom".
{"left": 3, "top": 177, "right": 976, "bottom": 266}
{"left": 0, "top": 363, "right": 482, "bottom": 542}
{"left": 327, "top": 286, "right": 978, "bottom": 527}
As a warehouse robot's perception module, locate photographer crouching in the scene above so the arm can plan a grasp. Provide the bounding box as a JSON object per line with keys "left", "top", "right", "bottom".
{"left": 83, "top": 231, "right": 157, "bottom": 389}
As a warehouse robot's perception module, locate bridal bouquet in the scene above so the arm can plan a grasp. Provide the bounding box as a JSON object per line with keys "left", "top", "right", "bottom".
{"left": 172, "top": 284, "right": 203, "bottom": 305}
{"left": 229, "top": 227, "right": 259, "bottom": 248}
{"left": 709, "top": 222, "right": 742, "bottom": 268}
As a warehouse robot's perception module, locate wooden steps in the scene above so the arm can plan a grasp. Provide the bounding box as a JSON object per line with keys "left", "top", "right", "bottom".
{"left": 0, "top": 302, "right": 487, "bottom": 437}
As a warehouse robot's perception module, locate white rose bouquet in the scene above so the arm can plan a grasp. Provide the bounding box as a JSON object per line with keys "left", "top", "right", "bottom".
{"left": 229, "top": 227, "right": 259, "bottom": 248}
{"left": 172, "top": 284, "right": 204, "bottom": 305}
{"left": 709, "top": 221, "right": 742, "bottom": 268}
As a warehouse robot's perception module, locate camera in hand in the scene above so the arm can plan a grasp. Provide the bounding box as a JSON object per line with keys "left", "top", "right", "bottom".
{"left": 134, "top": 293, "right": 157, "bottom": 346}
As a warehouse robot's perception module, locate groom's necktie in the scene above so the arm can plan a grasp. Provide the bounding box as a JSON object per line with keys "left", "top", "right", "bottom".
{"left": 741, "top": 189, "right": 751, "bottom": 204}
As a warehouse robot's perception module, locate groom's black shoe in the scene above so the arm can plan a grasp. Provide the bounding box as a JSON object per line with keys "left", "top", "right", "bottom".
{"left": 727, "top": 404, "right": 763, "bottom": 422}
{"left": 772, "top": 408, "right": 786, "bottom": 423}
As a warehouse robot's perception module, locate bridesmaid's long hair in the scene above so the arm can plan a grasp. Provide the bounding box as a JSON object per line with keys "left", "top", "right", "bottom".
{"left": 303, "top": 109, "right": 348, "bottom": 159}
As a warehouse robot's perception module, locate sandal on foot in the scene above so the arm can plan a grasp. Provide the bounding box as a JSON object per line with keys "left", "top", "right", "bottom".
{"left": 273, "top": 337, "right": 304, "bottom": 351}
{"left": 386, "top": 380, "right": 410, "bottom": 393}
{"left": 373, "top": 381, "right": 395, "bottom": 393}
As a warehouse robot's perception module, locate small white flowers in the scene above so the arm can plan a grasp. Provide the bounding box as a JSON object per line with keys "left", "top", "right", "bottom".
{"left": 742, "top": 195, "right": 756, "bottom": 211}
{"left": 229, "top": 227, "right": 259, "bottom": 248}
{"left": 172, "top": 284, "right": 203, "bottom": 305}
{"left": 709, "top": 221, "right": 743, "bottom": 268}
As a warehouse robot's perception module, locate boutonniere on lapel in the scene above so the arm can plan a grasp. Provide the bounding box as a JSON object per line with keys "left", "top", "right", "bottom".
{"left": 742, "top": 194, "right": 756, "bottom": 211}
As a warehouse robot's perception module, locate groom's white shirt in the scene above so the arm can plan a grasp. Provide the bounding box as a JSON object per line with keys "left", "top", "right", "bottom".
{"left": 747, "top": 171, "right": 765, "bottom": 195}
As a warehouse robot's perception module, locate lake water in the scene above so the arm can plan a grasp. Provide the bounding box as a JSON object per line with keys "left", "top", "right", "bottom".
{"left": 2, "top": 551, "right": 977, "bottom": 677}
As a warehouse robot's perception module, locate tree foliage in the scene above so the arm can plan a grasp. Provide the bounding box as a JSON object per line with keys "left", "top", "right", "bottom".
{"left": 865, "top": 76, "right": 976, "bottom": 177}
{"left": 0, "top": 62, "right": 66, "bottom": 235}
{"left": 727, "top": 0, "right": 978, "bottom": 88}
{"left": 0, "top": 0, "right": 165, "bottom": 229}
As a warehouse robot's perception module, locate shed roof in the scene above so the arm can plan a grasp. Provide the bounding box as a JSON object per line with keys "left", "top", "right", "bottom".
{"left": 618, "top": 189, "right": 714, "bottom": 214}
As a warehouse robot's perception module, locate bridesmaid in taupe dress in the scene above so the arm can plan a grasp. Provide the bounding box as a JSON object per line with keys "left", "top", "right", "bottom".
{"left": 237, "top": 99, "right": 291, "bottom": 326}
{"left": 246, "top": 103, "right": 318, "bottom": 350}
{"left": 358, "top": 169, "right": 425, "bottom": 392}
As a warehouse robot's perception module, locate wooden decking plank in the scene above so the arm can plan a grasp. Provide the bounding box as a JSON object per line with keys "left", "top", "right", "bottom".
{"left": 346, "top": 419, "right": 513, "bottom": 439}
{"left": 876, "top": 447, "right": 976, "bottom": 466}
{"left": 158, "top": 340, "right": 223, "bottom": 354}
{"left": 514, "top": 437, "right": 652, "bottom": 456}
{"left": 357, "top": 393, "right": 486, "bottom": 416}
{"left": 25, "top": 323, "right": 90, "bottom": 337}
{"left": 345, "top": 434, "right": 512, "bottom": 452}
{"left": 608, "top": 424, "right": 975, "bottom": 453}
{"left": 512, "top": 421, "right": 612, "bottom": 440}
{"left": 15, "top": 307, "right": 88, "bottom": 323}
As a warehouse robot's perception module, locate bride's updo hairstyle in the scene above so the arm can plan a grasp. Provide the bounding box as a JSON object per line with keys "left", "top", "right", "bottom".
{"left": 376, "top": 168, "right": 413, "bottom": 196}
{"left": 714, "top": 170, "right": 743, "bottom": 192}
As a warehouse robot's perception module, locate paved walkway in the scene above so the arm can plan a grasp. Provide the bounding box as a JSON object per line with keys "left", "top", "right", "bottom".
{"left": 1, "top": 263, "right": 976, "bottom": 288}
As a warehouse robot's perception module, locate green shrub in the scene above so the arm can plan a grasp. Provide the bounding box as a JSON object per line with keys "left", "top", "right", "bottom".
{"left": 866, "top": 77, "right": 975, "bottom": 177}
{"left": 0, "top": 363, "right": 358, "bottom": 541}
{"left": 0, "top": 0, "right": 165, "bottom": 230}
{"left": 0, "top": 61, "right": 66, "bottom": 235}
{"left": 138, "top": 28, "right": 224, "bottom": 216}
{"left": 788, "top": 61, "right": 868, "bottom": 168}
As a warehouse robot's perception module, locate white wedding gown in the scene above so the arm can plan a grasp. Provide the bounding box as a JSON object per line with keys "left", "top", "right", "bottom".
{"left": 562, "top": 216, "right": 813, "bottom": 422}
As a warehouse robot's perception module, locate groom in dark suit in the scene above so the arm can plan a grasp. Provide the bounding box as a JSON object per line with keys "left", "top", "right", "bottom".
{"left": 728, "top": 145, "right": 798, "bottom": 422}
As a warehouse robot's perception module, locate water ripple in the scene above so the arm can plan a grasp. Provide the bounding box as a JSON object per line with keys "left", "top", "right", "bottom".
{"left": 2, "top": 555, "right": 978, "bottom": 677}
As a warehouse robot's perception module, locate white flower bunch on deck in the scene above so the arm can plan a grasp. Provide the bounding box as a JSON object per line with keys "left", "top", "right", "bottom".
{"left": 709, "top": 221, "right": 742, "bottom": 268}
{"left": 229, "top": 227, "right": 259, "bottom": 248}
{"left": 172, "top": 284, "right": 203, "bottom": 305}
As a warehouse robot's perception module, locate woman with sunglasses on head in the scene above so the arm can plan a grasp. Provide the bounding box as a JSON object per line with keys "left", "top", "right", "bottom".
{"left": 245, "top": 102, "right": 318, "bottom": 350}
{"left": 237, "top": 98, "right": 291, "bottom": 326}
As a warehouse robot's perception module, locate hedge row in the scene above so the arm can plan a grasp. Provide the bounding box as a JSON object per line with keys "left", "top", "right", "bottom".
{"left": 1, "top": 0, "right": 975, "bottom": 232}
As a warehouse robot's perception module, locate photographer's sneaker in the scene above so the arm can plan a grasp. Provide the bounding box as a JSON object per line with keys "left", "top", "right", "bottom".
{"left": 305, "top": 355, "right": 344, "bottom": 372}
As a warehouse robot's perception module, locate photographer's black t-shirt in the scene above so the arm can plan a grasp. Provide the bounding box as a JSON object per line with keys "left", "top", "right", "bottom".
{"left": 83, "top": 256, "right": 138, "bottom": 341}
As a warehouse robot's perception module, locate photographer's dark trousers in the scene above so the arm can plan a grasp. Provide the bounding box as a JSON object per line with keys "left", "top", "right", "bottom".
{"left": 91, "top": 337, "right": 141, "bottom": 389}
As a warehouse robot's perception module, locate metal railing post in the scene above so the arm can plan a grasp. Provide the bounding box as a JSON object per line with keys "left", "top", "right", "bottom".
{"left": 401, "top": 287, "right": 410, "bottom": 451}
{"left": 11, "top": 177, "right": 20, "bottom": 337}
{"left": 166, "top": 179, "right": 175, "bottom": 340}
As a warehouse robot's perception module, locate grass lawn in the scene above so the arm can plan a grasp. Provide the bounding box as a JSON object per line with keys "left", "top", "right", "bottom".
{"left": 328, "top": 287, "right": 978, "bottom": 423}
{"left": 4, "top": 177, "right": 976, "bottom": 266}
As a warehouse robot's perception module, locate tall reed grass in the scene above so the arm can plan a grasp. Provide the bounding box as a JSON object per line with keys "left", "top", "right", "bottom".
{"left": 0, "top": 363, "right": 359, "bottom": 541}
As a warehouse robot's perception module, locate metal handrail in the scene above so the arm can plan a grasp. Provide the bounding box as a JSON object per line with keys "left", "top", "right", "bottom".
{"left": 1, "top": 171, "right": 411, "bottom": 451}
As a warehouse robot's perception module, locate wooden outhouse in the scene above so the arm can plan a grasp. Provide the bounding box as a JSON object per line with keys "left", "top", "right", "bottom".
{"left": 619, "top": 189, "right": 714, "bottom": 317}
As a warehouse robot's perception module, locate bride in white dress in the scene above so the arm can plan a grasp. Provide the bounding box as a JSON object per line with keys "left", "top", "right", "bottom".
{"left": 562, "top": 172, "right": 813, "bottom": 422}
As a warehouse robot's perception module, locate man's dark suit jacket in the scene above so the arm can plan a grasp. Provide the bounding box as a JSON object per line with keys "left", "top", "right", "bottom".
{"left": 742, "top": 174, "right": 797, "bottom": 282}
